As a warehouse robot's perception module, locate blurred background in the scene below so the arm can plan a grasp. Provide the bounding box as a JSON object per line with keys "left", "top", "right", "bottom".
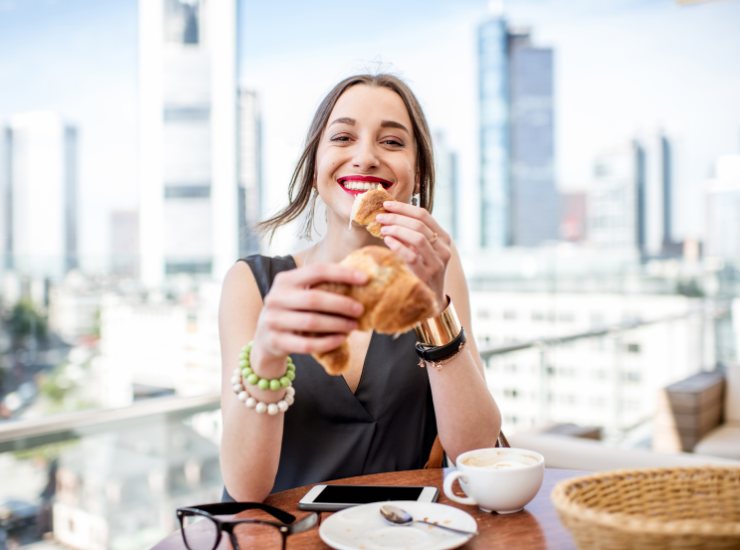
{"left": 1, "top": 0, "right": 739, "bottom": 547}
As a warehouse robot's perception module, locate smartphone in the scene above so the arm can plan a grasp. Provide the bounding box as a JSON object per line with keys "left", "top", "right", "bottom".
{"left": 298, "top": 484, "right": 439, "bottom": 511}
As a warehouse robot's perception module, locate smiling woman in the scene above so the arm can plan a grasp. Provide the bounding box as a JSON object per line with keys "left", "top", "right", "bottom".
{"left": 218, "top": 73, "right": 502, "bottom": 502}
{"left": 257, "top": 74, "right": 437, "bottom": 241}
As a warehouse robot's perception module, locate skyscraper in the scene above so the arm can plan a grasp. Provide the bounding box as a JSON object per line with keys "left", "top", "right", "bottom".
{"left": 660, "top": 134, "right": 673, "bottom": 250}
{"left": 3, "top": 112, "right": 78, "bottom": 279}
{"left": 478, "top": 13, "right": 557, "bottom": 249}
{"left": 587, "top": 140, "right": 646, "bottom": 256}
{"left": 478, "top": 16, "right": 509, "bottom": 249}
{"left": 138, "top": 0, "right": 237, "bottom": 286}
{"left": 238, "top": 88, "right": 263, "bottom": 257}
{"left": 643, "top": 132, "right": 675, "bottom": 257}
{"left": 587, "top": 133, "right": 675, "bottom": 260}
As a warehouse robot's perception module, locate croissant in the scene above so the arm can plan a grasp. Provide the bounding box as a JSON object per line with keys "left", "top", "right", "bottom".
{"left": 312, "top": 245, "right": 438, "bottom": 375}
{"left": 349, "top": 187, "right": 392, "bottom": 237}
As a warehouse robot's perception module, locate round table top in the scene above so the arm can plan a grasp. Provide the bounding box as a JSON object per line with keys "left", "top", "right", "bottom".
{"left": 153, "top": 467, "right": 584, "bottom": 549}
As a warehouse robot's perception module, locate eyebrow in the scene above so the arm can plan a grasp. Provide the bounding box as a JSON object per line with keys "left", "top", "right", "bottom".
{"left": 329, "top": 117, "right": 410, "bottom": 134}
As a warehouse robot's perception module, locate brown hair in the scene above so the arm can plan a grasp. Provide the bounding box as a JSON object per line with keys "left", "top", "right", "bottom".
{"left": 257, "top": 74, "right": 436, "bottom": 240}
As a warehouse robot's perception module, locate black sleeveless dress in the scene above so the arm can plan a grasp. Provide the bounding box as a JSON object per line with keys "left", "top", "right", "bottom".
{"left": 222, "top": 254, "right": 438, "bottom": 500}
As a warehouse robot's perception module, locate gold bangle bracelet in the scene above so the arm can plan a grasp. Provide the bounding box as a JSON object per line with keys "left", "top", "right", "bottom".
{"left": 414, "top": 295, "right": 463, "bottom": 346}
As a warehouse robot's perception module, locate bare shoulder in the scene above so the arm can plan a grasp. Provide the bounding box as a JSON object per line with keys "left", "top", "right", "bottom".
{"left": 219, "top": 261, "right": 263, "bottom": 328}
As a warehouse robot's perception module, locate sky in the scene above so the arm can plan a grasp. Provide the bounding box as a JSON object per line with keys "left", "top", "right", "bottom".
{"left": 1, "top": 0, "right": 739, "bottom": 267}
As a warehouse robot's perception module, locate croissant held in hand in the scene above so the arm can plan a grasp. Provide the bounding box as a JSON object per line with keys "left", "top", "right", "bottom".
{"left": 349, "top": 187, "right": 392, "bottom": 237}
{"left": 312, "top": 246, "right": 438, "bottom": 375}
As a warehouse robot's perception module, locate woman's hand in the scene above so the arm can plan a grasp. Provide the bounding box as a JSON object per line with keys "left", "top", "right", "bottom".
{"left": 376, "top": 201, "right": 451, "bottom": 312}
{"left": 250, "top": 264, "right": 368, "bottom": 376}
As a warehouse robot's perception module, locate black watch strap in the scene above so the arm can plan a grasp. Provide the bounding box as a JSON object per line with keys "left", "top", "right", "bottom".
{"left": 415, "top": 327, "right": 466, "bottom": 368}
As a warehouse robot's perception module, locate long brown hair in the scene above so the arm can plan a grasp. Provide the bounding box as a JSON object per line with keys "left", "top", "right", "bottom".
{"left": 257, "top": 74, "right": 436, "bottom": 240}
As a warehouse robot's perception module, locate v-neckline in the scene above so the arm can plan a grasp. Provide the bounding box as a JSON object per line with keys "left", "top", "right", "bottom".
{"left": 343, "top": 330, "right": 375, "bottom": 395}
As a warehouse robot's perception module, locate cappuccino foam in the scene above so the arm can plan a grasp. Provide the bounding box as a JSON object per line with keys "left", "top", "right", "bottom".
{"left": 461, "top": 452, "right": 538, "bottom": 469}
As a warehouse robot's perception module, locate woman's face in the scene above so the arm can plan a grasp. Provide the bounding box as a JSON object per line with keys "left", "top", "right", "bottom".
{"left": 314, "top": 84, "right": 418, "bottom": 226}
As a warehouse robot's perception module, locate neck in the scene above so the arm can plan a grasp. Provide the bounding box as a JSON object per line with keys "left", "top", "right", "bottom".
{"left": 298, "top": 215, "right": 382, "bottom": 266}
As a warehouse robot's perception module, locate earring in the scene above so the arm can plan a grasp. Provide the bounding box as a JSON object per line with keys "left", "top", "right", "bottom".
{"left": 411, "top": 193, "right": 420, "bottom": 207}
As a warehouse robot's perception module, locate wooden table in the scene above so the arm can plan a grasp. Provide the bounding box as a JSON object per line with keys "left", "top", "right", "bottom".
{"left": 153, "top": 468, "right": 585, "bottom": 549}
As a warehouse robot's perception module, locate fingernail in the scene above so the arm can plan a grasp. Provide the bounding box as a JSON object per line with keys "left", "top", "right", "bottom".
{"left": 375, "top": 214, "right": 388, "bottom": 222}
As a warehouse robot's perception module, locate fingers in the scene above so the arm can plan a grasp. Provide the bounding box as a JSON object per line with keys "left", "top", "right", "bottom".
{"left": 376, "top": 207, "right": 451, "bottom": 268}
{"left": 253, "top": 263, "right": 368, "bottom": 364}
{"left": 375, "top": 200, "right": 450, "bottom": 305}
{"left": 261, "top": 301, "right": 360, "bottom": 334}
{"left": 382, "top": 234, "right": 444, "bottom": 277}
{"left": 274, "top": 263, "right": 368, "bottom": 289}
{"left": 380, "top": 201, "right": 450, "bottom": 245}
{"left": 265, "top": 286, "right": 364, "bottom": 318}
{"left": 258, "top": 330, "right": 349, "bottom": 357}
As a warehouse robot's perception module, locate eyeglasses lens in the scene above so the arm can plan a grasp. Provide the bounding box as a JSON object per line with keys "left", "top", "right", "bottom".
{"left": 234, "top": 522, "right": 286, "bottom": 548}
{"left": 180, "top": 512, "right": 220, "bottom": 550}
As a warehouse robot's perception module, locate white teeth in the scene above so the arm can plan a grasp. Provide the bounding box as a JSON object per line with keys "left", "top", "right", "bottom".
{"left": 342, "top": 181, "right": 383, "bottom": 191}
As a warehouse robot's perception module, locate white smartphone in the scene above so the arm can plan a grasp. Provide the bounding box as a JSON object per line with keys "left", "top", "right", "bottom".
{"left": 297, "top": 484, "right": 439, "bottom": 512}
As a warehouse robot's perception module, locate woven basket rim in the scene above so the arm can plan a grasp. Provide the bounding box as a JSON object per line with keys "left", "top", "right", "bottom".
{"left": 551, "top": 466, "right": 740, "bottom": 537}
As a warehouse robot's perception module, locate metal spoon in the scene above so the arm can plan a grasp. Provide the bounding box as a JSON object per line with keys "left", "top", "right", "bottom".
{"left": 379, "top": 504, "right": 478, "bottom": 537}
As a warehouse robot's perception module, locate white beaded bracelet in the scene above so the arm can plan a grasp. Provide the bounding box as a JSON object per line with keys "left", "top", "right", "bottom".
{"left": 231, "top": 367, "right": 295, "bottom": 415}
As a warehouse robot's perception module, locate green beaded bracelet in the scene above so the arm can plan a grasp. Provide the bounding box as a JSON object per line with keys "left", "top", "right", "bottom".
{"left": 238, "top": 341, "right": 295, "bottom": 391}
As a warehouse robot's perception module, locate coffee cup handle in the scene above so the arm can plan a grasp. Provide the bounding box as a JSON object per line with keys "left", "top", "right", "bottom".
{"left": 443, "top": 471, "right": 477, "bottom": 506}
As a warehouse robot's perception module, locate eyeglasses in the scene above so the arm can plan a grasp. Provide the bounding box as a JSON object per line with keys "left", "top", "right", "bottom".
{"left": 176, "top": 502, "right": 318, "bottom": 550}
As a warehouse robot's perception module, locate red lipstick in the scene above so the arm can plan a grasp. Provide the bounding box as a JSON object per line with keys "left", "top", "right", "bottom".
{"left": 337, "top": 175, "right": 393, "bottom": 196}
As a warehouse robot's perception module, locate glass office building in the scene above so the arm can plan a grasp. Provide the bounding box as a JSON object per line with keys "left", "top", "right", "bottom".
{"left": 478, "top": 16, "right": 558, "bottom": 248}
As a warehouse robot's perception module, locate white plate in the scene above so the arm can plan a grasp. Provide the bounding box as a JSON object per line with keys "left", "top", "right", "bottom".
{"left": 319, "top": 500, "right": 477, "bottom": 550}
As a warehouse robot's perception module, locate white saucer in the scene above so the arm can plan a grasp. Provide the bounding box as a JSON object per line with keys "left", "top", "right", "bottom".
{"left": 319, "top": 500, "right": 477, "bottom": 550}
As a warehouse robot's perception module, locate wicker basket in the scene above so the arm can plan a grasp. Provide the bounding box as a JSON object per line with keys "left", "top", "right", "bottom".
{"left": 551, "top": 467, "right": 740, "bottom": 549}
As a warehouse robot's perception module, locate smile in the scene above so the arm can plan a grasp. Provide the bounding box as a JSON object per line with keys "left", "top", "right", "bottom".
{"left": 337, "top": 175, "right": 393, "bottom": 195}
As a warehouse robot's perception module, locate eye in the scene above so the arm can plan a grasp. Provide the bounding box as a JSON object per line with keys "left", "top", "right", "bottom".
{"left": 381, "top": 138, "right": 404, "bottom": 147}
{"left": 329, "top": 134, "right": 351, "bottom": 143}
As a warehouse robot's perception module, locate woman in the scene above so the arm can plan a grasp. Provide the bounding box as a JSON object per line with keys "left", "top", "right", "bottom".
{"left": 219, "top": 74, "right": 501, "bottom": 501}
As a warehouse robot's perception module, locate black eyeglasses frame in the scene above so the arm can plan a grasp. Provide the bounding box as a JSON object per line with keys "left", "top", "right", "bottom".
{"left": 176, "top": 501, "right": 318, "bottom": 550}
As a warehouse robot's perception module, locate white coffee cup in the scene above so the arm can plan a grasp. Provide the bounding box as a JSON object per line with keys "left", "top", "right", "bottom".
{"left": 443, "top": 447, "right": 545, "bottom": 514}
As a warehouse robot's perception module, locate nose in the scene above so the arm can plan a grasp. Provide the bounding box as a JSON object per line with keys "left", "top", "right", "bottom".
{"left": 351, "top": 138, "right": 379, "bottom": 171}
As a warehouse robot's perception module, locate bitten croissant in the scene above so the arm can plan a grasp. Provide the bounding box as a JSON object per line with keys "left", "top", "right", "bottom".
{"left": 312, "top": 245, "right": 438, "bottom": 375}
{"left": 349, "top": 187, "right": 392, "bottom": 237}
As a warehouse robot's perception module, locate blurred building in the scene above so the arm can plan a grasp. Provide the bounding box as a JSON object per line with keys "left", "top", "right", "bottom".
{"left": 433, "top": 130, "right": 459, "bottom": 241}
{"left": 237, "top": 88, "right": 263, "bottom": 257}
{"left": 704, "top": 154, "right": 740, "bottom": 266}
{"left": 643, "top": 132, "right": 675, "bottom": 257}
{"left": 94, "top": 281, "right": 221, "bottom": 405}
{"left": 110, "top": 209, "right": 139, "bottom": 278}
{"left": 472, "top": 287, "right": 706, "bottom": 438}
{"left": 560, "top": 191, "right": 587, "bottom": 242}
{"left": 2, "top": 112, "right": 78, "bottom": 279}
{"left": 138, "top": 0, "right": 238, "bottom": 286}
{"left": 587, "top": 133, "right": 676, "bottom": 260}
{"left": 587, "top": 140, "right": 646, "bottom": 255}
{"left": 477, "top": 12, "right": 558, "bottom": 249}
{"left": 47, "top": 272, "right": 104, "bottom": 344}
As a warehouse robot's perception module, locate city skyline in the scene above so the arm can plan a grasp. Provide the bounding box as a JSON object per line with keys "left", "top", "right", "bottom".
{"left": 1, "top": 0, "right": 739, "bottom": 270}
